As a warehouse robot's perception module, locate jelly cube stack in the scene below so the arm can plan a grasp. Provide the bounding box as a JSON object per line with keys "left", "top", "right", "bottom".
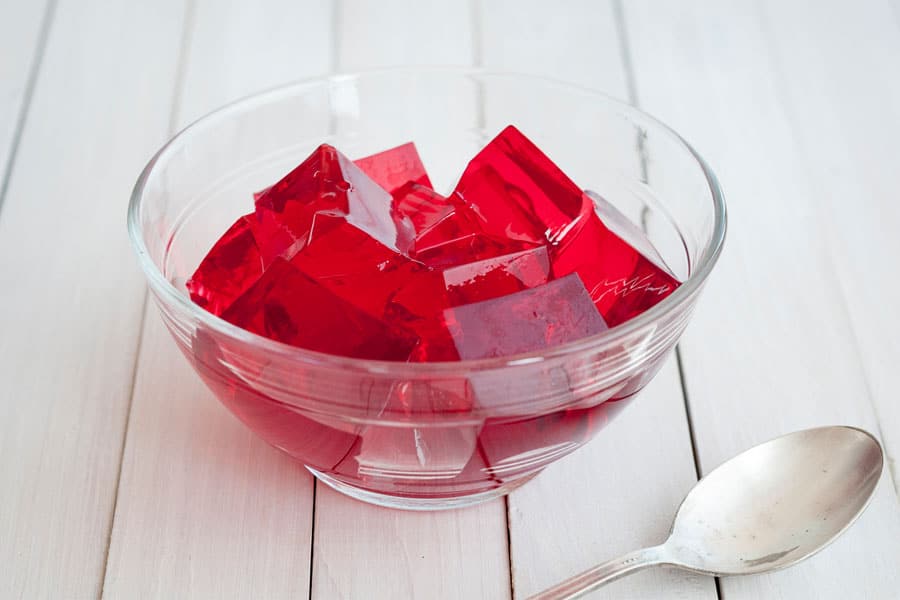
{"left": 187, "top": 126, "right": 679, "bottom": 362}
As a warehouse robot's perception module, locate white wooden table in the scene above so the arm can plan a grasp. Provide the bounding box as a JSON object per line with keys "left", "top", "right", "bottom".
{"left": 2, "top": 1, "right": 899, "bottom": 598}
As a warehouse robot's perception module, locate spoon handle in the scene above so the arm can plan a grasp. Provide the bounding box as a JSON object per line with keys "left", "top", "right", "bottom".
{"left": 528, "top": 545, "right": 667, "bottom": 600}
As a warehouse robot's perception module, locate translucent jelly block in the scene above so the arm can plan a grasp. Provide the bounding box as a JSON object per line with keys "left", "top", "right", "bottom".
{"left": 442, "top": 245, "right": 550, "bottom": 306}
{"left": 186, "top": 215, "right": 263, "bottom": 315}
{"left": 585, "top": 190, "right": 673, "bottom": 275}
{"left": 477, "top": 401, "right": 612, "bottom": 480}
{"left": 356, "top": 423, "right": 479, "bottom": 481}
{"left": 452, "top": 125, "right": 584, "bottom": 245}
{"left": 189, "top": 328, "right": 362, "bottom": 471}
{"left": 354, "top": 142, "right": 432, "bottom": 195}
{"left": 552, "top": 195, "right": 680, "bottom": 327}
{"left": 221, "top": 258, "right": 417, "bottom": 360}
{"left": 384, "top": 270, "right": 460, "bottom": 362}
{"left": 392, "top": 182, "right": 458, "bottom": 234}
{"left": 187, "top": 212, "right": 300, "bottom": 315}
{"left": 384, "top": 247, "right": 551, "bottom": 362}
{"left": 393, "top": 182, "right": 529, "bottom": 268}
{"left": 289, "top": 213, "right": 428, "bottom": 319}
{"left": 355, "top": 379, "right": 479, "bottom": 480}
{"left": 445, "top": 273, "right": 608, "bottom": 360}
{"left": 254, "top": 144, "right": 415, "bottom": 259}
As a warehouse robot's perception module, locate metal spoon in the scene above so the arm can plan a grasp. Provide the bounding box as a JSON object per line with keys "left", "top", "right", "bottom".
{"left": 530, "top": 426, "right": 884, "bottom": 600}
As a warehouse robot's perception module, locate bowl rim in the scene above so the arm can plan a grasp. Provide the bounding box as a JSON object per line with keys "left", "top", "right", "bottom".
{"left": 128, "top": 66, "right": 727, "bottom": 375}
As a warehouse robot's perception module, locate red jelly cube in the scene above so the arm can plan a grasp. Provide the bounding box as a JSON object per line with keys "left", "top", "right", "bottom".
{"left": 186, "top": 215, "right": 263, "bottom": 315}
{"left": 186, "top": 212, "right": 298, "bottom": 315}
{"left": 221, "top": 257, "right": 417, "bottom": 360}
{"left": 383, "top": 270, "right": 458, "bottom": 362}
{"left": 385, "top": 247, "right": 551, "bottom": 362}
{"left": 354, "top": 142, "right": 433, "bottom": 195}
{"left": 392, "top": 182, "right": 530, "bottom": 268}
{"left": 255, "top": 144, "right": 425, "bottom": 317}
{"left": 288, "top": 216, "right": 427, "bottom": 319}
{"left": 585, "top": 190, "right": 672, "bottom": 275}
{"left": 552, "top": 194, "right": 679, "bottom": 326}
{"left": 442, "top": 245, "right": 550, "bottom": 306}
{"left": 355, "top": 380, "right": 479, "bottom": 480}
{"left": 254, "top": 144, "right": 415, "bottom": 259}
{"left": 445, "top": 273, "right": 607, "bottom": 359}
{"left": 452, "top": 125, "right": 584, "bottom": 245}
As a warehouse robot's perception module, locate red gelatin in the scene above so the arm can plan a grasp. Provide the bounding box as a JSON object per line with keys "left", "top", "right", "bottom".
{"left": 254, "top": 144, "right": 415, "bottom": 259}
{"left": 221, "top": 257, "right": 417, "bottom": 360}
{"left": 393, "top": 182, "right": 530, "bottom": 268}
{"left": 288, "top": 215, "right": 427, "bottom": 319}
{"left": 445, "top": 273, "right": 608, "bottom": 360}
{"left": 449, "top": 125, "right": 678, "bottom": 325}
{"left": 442, "top": 245, "right": 550, "bottom": 306}
{"left": 354, "top": 379, "right": 478, "bottom": 479}
{"left": 452, "top": 125, "right": 584, "bottom": 245}
{"left": 385, "top": 247, "right": 551, "bottom": 361}
{"left": 186, "top": 212, "right": 299, "bottom": 315}
{"left": 552, "top": 194, "right": 680, "bottom": 326}
{"left": 354, "top": 142, "right": 433, "bottom": 195}
{"left": 186, "top": 216, "right": 263, "bottom": 314}
{"left": 254, "top": 144, "right": 426, "bottom": 317}
{"left": 476, "top": 402, "right": 612, "bottom": 480}
{"left": 182, "top": 133, "right": 687, "bottom": 500}
{"left": 384, "top": 270, "right": 458, "bottom": 362}
{"left": 585, "top": 190, "right": 672, "bottom": 275}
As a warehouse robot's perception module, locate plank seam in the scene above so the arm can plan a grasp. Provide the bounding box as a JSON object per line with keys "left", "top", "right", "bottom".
{"left": 97, "top": 294, "right": 148, "bottom": 599}
{"left": 470, "top": 3, "right": 509, "bottom": 597}
{"left": 504, "top": 495, "right": 515, "bottom": 599}
{"left": 308, "top": 7, "right": 341, "bottom": 599}
{"left": 330, "top": 0, "right": 341, "bottom": 74}
{"left": 98, "top": 1, "right": 197, "bottom": 595}
{"left": 754, "top": 0, "right": 899, "bottom": 500}
{"left": 613, "top": 2, "right": 723, "bottom": 597}
{"left": 306, "top": 480, "right": 318, "bottom": 600}
{"left": 0, "top": 0, "right": 58, "bottom": 219}
{"left": 167, "top": 0, "right": 197, "bottom": 135}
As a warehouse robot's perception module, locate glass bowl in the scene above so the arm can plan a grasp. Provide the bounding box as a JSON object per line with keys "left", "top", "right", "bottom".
{"left": 128, "top": 68, "right": 726, "bottom": 510}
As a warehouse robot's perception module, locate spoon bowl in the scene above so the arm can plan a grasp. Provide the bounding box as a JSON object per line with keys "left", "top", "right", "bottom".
{"left": 665, "top": 426, "right": 883, "bottom": 575}
{"left": 531, "top": 426, "right": 884, "bottom": 599}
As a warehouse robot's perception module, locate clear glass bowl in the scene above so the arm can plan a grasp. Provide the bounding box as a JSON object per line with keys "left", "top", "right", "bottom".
{"left": 128, "top": 68, "right": 726, "bottom": 510}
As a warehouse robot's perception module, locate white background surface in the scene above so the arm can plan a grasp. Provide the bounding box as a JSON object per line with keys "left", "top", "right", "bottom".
{"left": 1, "top": 1, "right": 898, "bottom": 598}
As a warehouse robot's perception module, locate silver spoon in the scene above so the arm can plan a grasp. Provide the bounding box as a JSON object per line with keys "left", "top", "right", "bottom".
{"left": 531, "top": 426, "right": 884, "bottom": 600}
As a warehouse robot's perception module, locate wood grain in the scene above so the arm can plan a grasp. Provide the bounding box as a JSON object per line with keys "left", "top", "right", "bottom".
{"left": 0, "top": 0, "right": 49, "bottom": 192}
{"left": 622, "top": 1, "right": 900, "bottom": 597}
{"left": 479, "top": 1, "right": 717, "bottom": 598}
{"left": 102, "top": 1, "right": 333, "bottom": 598}
{"left": 0, "top": 0, "right": 185, "bottom": 596}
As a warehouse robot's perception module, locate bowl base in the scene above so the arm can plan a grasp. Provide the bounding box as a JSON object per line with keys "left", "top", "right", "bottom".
{"left": 306, "top": 467, "right": 539, "bottom": 511}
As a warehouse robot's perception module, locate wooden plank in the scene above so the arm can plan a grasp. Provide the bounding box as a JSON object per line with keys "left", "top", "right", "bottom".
{"left": 507, "top": 362, "right": 715, "bottom": 599}
{"left": 336, "top": 0, "right": 475, "bottom": 69}
{"left": 480, "top": 1, "right": 717, "bottom": 597}
{"left": 0, "top": 0, "right": 186, "bottom": 597}
{"left": 757, "top": 0, "right": 900, "bottom": 495}
{"left": 314, "top": 486, "right": 510, "bottom": 599}
{"left": 622, "top": 1, "right": 900, "bottom": 597}
{"left": 0, "top": 0, "right": 50, "bottom": 192}
{"left": 102, "top": 1, "right": 333, "bottom": 598}
{"left": 308, "top": 3, "right": 511, "bottom": 599}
